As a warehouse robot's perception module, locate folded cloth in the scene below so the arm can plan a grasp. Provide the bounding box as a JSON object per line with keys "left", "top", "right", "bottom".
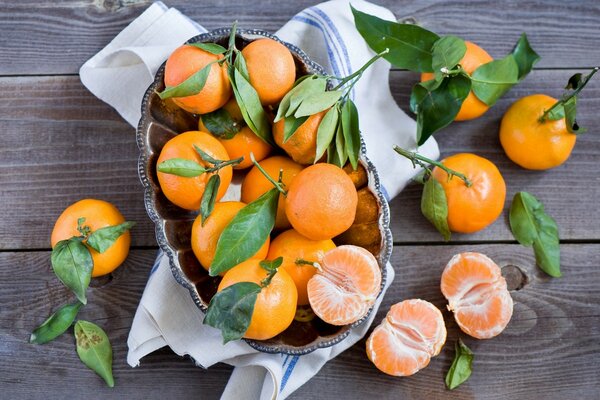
{"left": 79, "top": 1, "right": 440, "bottom": 399}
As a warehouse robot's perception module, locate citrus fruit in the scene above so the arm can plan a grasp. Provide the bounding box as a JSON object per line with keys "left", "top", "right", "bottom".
{"left": 500, "top": 94, "right": 575, "bottom": 170}
{"left": 51, "top": 199, "right": 131, "bottom": 277}
{"left": 273, "top": 110, "right": 328, "bottom": 165}
{"left": 267, "top": 229, "right": 336, "bottom": 305}
{"left": 218, "top": 259, "right": 297, "bottom": 340}
{"left": 156, "top": 131, "right": 232, "bottom": 211}
{"left": 422, "top": 41, "right": 493, "bottom": 121}
{"left": 198, "top": 97, "right": 244, "bottom": 133}
{"left": 307, "top": 245, "right": 381, "bottom": 325}
{"left": 241, "top": 38, "right": 296, "bottom": 105}
{"left": 441, "top": 252, "right": 514, "bottom": 339}
{"left": 366, "top": 299, "right": 447, "bottom": 376}
{"left": 241, "top": 155, "right": 304, "bottom": 229}
{"left": 191, "top": 201, "right": 270, "bottom": 272}
{"left": 216, "top": 126, "right": 272, "bottom": 169}
{"left": 164, "top": 45, "right": 231, "bottom": 114}
{"left": 286, "top": 163, "right": 358, "bottom": 240}
{"left": 431, "top": 153, "right": 506, "bottom": 233}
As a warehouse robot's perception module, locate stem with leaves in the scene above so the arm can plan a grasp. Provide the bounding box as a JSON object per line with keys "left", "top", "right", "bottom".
{"left": 333, "top": 48, "right": 389, "bottom": 98}
{"left": 249, "top": 153, "right": 287, "bottom": 196}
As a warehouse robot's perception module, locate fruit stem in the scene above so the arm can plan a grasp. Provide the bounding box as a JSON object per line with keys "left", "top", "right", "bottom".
{"left": 295, "top": 258, "right": 322, "bottom": 271}
{"left": 250, "top": 153, "right": 288, "bottom": 196}
{"left": 205, "top": 156, "right": 244, "bottom": 173}
{"left": 260, "top": 269, "right": 278, "bottom": 288}
{"left": 539, "top": 66, "right": 599, "bottom": 123}
{"left": 332, "top": 48, "right": 390, "bottom": 92}
{"left": 393, "top": 145, "right": 472, "bottom": 187}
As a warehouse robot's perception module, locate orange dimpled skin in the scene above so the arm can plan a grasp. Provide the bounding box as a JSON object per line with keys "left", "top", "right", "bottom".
{"left": 218, "top": 259, "right": 297, "bottom": 340}
{"left": 241, "top": 38, "right": 296, "bottom": 105}
{"left": 51, "top": 199, "right": 131, "bottom": 277}
{"left": 191, "top": 202, "right": 270, "bottom": 272}
{"left": 286, "top": 163, "right": 358, "bottom": 240}
{"left": 164, "top": 45, "right": 231, "bottom": 114}
{"left": 500, "top": 94, "right": 575, "bottom": 170}
{"left": 366, "top": 299, "right": 446, "bottom": 377}
{"left": 216, "top": 126, "right": 272, "bottom": 169}
{"left": 307, "top": 245, "right": 381, "bottom": 325}
{"left": 157, "top": 131, "right": 232, "bottom": 211}
{"left": 432, "top": 153, "right": 506, "bottom": 233}
{"left": 422, "top": 41, "right": 493, "bottom": 121}
{"left": 441, "top": 252, "right": 514, "bottom": 339}
{"left": 241, "top": 156, "right": 304, "bottom": 229}
{"left": 267, "top": 229, "right": 336, "bottom": 305}
{"left": 273, "top": 110, "right": 328, "bottom": 165}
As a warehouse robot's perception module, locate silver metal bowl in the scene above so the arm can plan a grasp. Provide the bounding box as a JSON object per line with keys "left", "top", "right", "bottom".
{"left": 137, "top": 28, "right": 392, "bottom": 355}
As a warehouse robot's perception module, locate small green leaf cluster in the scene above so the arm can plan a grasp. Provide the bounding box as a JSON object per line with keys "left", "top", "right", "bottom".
{"left": 352, "top": 6, "right": 540, "bottom": 145}
{"left": 30, "top": 216, "right": 134, "bottom": 387}
{"left": 445, "top": 339, "right": 474, "bottom": 390}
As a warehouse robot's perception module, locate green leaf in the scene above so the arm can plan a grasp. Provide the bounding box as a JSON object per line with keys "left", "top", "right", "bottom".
{"left": 351, "top": 6, "right": 440, "bottom": 72}
{"left": 260, "top": 257, "right": 283, "bottom": 273}
{"left": 410, "top": 74, "right": 471, "bottom": 145}
{"left": 200, "top": 174, "right": 220, "bottom": 225}
{"left": 563, "top": 96, "right": 585, "bottom": 133}
{"left": 284, "top": 77, "right": 328, "bottom": 119}
{"left": 210, "top": 188, "right": 279, "bottom": 276}
{"left": 204, "top": 282, "right": 262, "bottom": 343}
{"left": 283, "top": 115, "right": 309, "bottom": 143}
{"left": 335, "top": 122, "right": 348, "bottom": 167}
{"left": 234, "top": 52, "right": 250, "bottom": 81}
{"left": 188, "top": 42, "right": 227, "bottom": 55}
{"left": 51, "top": 238, "right": 93, "bottom": 304}
{"left": 230, "top": 66, "right": 272, "bottom": 145}
{"left": 30, "top": 302, "right": 83, "bottom": 344}
{"left": 200, "top": 108, "right": 242, "bottom": 139}
{"left": 445, "top": 339, "right": 473, "bottom": 390}
{"left": 193, "top": 144, "right": 222, "bottom": 166}
{"left": 545, "top": 104, "right": 565, "bottom": 121}
{"left": 509, "top": 192, "right": 561, "bottom": 277}
{"left": 341, "top": 100, "right": 361, "bottom": 170}
{"left": 510, "top": 33, "right": 540, "bottom": 80}
{"left": 315, "top": 106, "right": 340, "bottom": 161}
{"left": 274, "top": 75, "right": 317, "bottom": 122}
{"left": 566, "top": 73, "right": 583, "bottom": 90}
{"left": 421, "top": 178, "right": 451, "bottom": 241}
{"left": 158, "top": 62, "right": 214, "bottom": 100}
{"left": 157, "top": 158, "right": 206, "bottom": 177}
{"left": 74, "top": 320, "right": 114, "bottom": 388}
{"left": 87, "top": 221, "right": 135, "bottom": 254}
{"left": 293, "top": 90, "right": 342, "bottom": 118}
{"left": 471, "top": 55, "right": 519, "bottom": 106}
{"left": 431, "top": 36, "right": 466, "bottom": 81}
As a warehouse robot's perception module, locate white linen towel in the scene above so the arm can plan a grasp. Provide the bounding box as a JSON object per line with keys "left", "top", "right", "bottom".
{"left": 79, "top": 1, "right": 439, "bottom": 399}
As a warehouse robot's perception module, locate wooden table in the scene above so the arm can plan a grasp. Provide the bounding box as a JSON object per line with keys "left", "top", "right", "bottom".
{"left": 2, "top": 1, "right": 599, "bottom": 398}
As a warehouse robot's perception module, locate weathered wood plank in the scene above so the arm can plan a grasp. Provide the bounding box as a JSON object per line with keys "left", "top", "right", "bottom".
{"left": 1, "top": 69, "right": 599, "bottom": 249}
{"left": 2, "top": 245, "right": 598, "bottom": 399}
{"left": 1, "top": 0, "right": 599, "bottom": 75}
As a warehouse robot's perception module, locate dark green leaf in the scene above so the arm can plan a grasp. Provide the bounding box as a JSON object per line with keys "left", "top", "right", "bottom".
{"left": 315, "top": 106, "right": 340, "bottom": 161}
{"left": 471, "top": 55, "right": 519, "bottom": 106}
{"left": 157, "top": 158, "right": 206, "bottom": 177}
{"left": 352, "top": 6, "right": 440, "bottom": 72}
{"left": 204, "top": 282, "right": 261, "bottom": 343}
{"left": 200, "top": 109, "right": 242, "bottom": 139}
{"left": 210, "top": 188, "right": 279, "bottom": 276}
{"left": 87, "top": 221, "right": 135, "bottom": 254}
{"left": 51, "top": 238, "right": 93, "bottom": 304}
{"left": 230, "top": 67, "right": 272, "bottom": 145}
{"left": 200, "top": 174, "right": 220, "bottom": 225}
{"left": 188, "top": 42, "right": 228, "bottom": 55}
{"left": 74, "top": 320, "right": 114, "bottom": 387}
{"left": 284, "top": 77, "right": 328, "bottom": 119}
{"left": 158, "top": 62, "right": 213, "bottom": 100}
{"left": 283, "top": 115, "right": 309, "bottom": 143}
{"left": 421, "top": 178, "right": 451, "bottom": 241}
{"left": 327, "top": 142, "right": 339, "bottom": 166}
{"left": 510, "top": 33, "right": 540, "bottom": 80}
{"left": 293, "top": 91, "right": 342, "bottom": 118}
{"left": 30, "top": 302, "right": 83, "bottom": 344}
{"left": 193, "top": 144, "right": 222, "bottom": 165}
{"left": 445, "top": 339, "right": 473, "bottom": 390}
{"left": 431, "top": 36, "right": 466, "bottom": 81}
{"left": 509, "top": 192, "right": 560, "bottom": 277}
{"left": 410, "top": 74, "right": 471, "bottom": 145}
{"left": 563, "top": 96, "right": 585, "bottom": 133}
{"left": 275, "top": 75, "right": 320, "bottom": 122}
{"left": 259, "top": 257, "right": 283, "bottom": 272}
{"left": 341, "top": 100, "right": 361, "bottom": 170}
{"left": 566, "top": 73, "right": 583, "bottom": 90}
{"left": 335, "top": 122, "right": 348, "bottom": 167}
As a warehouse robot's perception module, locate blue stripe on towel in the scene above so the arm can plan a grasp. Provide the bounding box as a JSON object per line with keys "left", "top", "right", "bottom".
{"left": 280, "top": 355, "right": 300, "bottom": 392}
{"left": 150, "top": 249, "right": 163, "bottom": 275}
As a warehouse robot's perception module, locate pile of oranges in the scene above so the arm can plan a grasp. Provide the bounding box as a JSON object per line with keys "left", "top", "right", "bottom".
{"left": 157, "top": 36, "right": 383, "bottom": 342}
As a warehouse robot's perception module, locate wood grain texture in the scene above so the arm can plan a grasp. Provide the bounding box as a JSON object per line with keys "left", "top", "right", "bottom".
{"left": 1, "top": 0, "right": 599, "bottom": 74}
{"left": 1, "top": 245, "right": 598, "bottom": 399}
{"left": 1, "top": 70, "right": 599, "bottom": 249}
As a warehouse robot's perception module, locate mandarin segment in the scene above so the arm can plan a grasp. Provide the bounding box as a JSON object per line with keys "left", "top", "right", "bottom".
{"left": 441, "top": 252, "right": 514, "bottom": 339}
